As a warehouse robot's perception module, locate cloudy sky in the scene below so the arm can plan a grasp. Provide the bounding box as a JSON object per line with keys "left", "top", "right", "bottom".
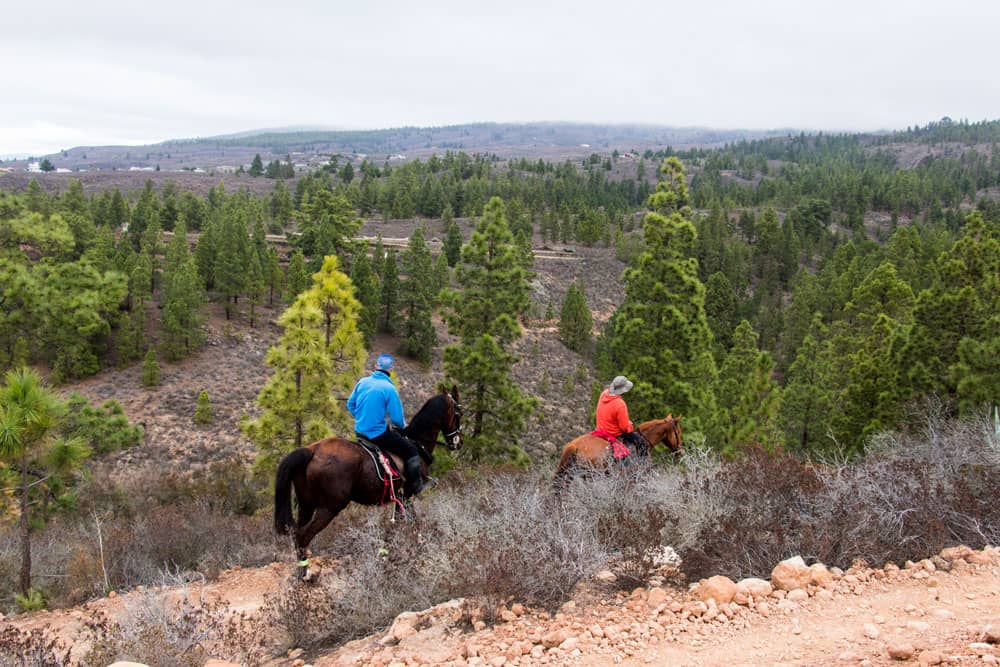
{"left": 3, "top": 0, "right": 999, "bottom": 156}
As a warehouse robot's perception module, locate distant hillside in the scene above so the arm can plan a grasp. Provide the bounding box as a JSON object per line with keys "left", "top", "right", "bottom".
{"left": 1, "top": 122, "right": 801, "bottom": 173}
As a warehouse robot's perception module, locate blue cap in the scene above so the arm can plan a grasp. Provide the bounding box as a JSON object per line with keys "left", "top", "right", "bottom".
{"left": 376, "top": 354, "right": 394, "bottom": 371}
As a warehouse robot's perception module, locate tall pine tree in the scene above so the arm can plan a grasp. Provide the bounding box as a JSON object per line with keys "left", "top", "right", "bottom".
{"left": 444, "top": 196, "right": 538, "bottom": 463}
{"left": 601, "top": 158, "right": 719, "bottom": 441}
{"left": 398, "top": 228, "right": 437, "bottom": 363}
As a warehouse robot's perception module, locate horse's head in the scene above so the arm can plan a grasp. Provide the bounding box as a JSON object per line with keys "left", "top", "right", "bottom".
{"left": 441, "top": 384, "right": 463, "bottom": 451}
{"left": 639, "top": 414, "right": 683, "bottom": 455}
{"left": 663, "top": 415, "right": 683, "bottom": 455}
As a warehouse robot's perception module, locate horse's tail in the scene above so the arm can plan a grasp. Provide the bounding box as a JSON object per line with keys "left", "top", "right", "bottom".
{"left": 552, "top": 444, "right": 577, "bottom": 493}
{"left": 274, "top": 447, "right": 314, "bottom": 535}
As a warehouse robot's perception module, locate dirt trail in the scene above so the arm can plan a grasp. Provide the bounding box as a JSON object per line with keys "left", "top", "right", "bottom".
{"left": 4, "top": 549, "right": 999, "bottom": 666}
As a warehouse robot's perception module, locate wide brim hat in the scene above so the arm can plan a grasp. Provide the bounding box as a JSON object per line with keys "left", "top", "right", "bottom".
{"left": 609, "top": 375, "right": 633, "bottom": 396}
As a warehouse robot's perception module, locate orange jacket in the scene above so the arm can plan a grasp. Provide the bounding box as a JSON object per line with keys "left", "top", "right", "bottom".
{"left": 595, "top": 390, "right": 634, "bottom": 437}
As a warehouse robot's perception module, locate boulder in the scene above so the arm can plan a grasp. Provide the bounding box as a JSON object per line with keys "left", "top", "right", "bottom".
{"left": 696, "top": 575, "right": 737, "bottom": 604}
{"left": 771, "top": 556, "right": 812, "bottom": 591}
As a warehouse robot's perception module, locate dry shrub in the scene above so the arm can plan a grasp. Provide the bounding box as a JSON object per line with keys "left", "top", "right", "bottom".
{"left": 668, "top": 407, "right": 1000, "bottom": 580}
{"left": 80, "top": 594, "right": 268, "bottom": 667}
{"left": 0, "top": 626, "right": 71, "bottom": 667}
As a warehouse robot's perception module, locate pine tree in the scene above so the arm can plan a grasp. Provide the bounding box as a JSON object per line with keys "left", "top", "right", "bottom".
{"left": 246, "top": 247, "right": 265, "bottom": 328}
{"left": 214, "top": 206, "right": 248, "bottom": 319}
{"left": 295, "top": 190, "right": 361, "bottom": 262}
{"left": 558, "top": 281, "right": 593, "bottom": 354}
{"left": 349, "top": 250, "right": 379, "bottom": 344}
{"left": 264, "top": 246, "right": 285, "bottom": 306}
{"left": 129, "top": 251, "right": 153, "bottom": 307}
{"left": 0, "top": 368, "right": 89, "bottom": 595}
{"left": 285, "top": 249, "right": 310, "bottom": 300}
{"left": 900, "top": 211, "right": 1000, "bottom": 408}
{"left": 244, "top": 257, "right": 364, "bottom": 471}
{"left": 194, "top": 214, "right": 217, "bottom": 288}
{"left": 831, "top": 262, "right": 915, "bottom": 451}
{"left": 141, "top": 348, "right": 160, "bottom": 388}
{"left": 714, "top": 320, "right": 781, "bottom": 454}
{"left": 380, "top": 249, "right": 400, "bottom": 333}
{"left": 780, "top": 314, "right": 838, "bottom": 454}
{"left": 249, "top": 154, "right": 264, "bottom": 177}
{"left": 116, "top": 307, "right": 146, "bottom": 365}
{"left": 398, "top": 228, "right": 437, "bottom": 363}
{"left": 270, "top": 180, "right": 293, "bottom": 229}
{"left": 443, "top": 219, "right": 462, "bottom": 267}
{"left": 444, "top": 196, "right": 538, "bottom": 464}
{"left": 601, "top": 158, "right": 719, "bottom": 441}
{"left": 161, "top": 256, "right": 207, "bottom": 361}
{"left": 194, "top": 390, "right": 213, "bottom": 425}
{"left": 432, "top": 251, "right": 450, "bottom": 300}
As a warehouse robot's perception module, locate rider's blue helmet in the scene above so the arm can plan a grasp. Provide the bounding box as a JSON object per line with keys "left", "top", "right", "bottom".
{"left": 376, "top": 354, "right": 394, "bottom": 371}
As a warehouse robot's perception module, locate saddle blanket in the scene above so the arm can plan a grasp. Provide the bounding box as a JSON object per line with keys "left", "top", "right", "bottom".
{"left": 590, "top": 429, "right": 631, "bottom": 459}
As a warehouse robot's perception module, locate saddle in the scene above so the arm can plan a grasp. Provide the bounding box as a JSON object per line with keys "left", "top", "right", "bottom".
{"left": 355, "top": 435, "right": 406, "bottom": 482}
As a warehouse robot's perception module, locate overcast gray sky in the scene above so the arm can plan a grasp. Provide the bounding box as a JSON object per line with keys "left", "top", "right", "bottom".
{"left": 3, "top": 0, "right": 999, "bottom": 156}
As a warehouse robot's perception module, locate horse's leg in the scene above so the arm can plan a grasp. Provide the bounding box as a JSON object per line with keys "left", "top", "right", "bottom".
{"left": 294, "top": 505, "right": 339, "bottom": 581}
{"left": 394, "top": 497, "right": 418, "bottom": 523}
{"left": 297, "top": 503, "right": 315, "bottom": 530}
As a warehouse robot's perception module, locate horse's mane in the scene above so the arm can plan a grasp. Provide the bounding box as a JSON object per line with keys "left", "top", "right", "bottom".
{"left": 405, "top": 392, "right": 448, "bottom": 436}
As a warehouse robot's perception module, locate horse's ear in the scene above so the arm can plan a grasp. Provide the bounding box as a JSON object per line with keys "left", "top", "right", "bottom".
{"left": 451, "top": 384, "right": 460, "bottom": 401}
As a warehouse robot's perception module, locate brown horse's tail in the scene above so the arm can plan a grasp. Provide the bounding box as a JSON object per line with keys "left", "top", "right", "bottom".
{"left": 275, "top": 447, "right": 314, "bottom": 535}
{"left": 552, "top": 445, "right": 577, "bottom": 493}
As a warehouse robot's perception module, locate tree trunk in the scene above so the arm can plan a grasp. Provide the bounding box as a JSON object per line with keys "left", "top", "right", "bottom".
{"left": 19, "top": 450, "right": 31, "bottom": 596}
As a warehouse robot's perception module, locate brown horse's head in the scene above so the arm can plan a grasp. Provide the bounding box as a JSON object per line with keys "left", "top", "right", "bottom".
{"left": 442, "top": 384, "right": 464, "bottom": 451}
{"left": 638, "top": 414, "right": 683, "bottom": 455}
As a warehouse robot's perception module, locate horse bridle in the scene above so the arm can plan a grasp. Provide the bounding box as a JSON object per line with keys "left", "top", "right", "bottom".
{"left": 668, "top": 417, "right": 682, "bottom": 451}
{"left": 442, "top": 395, "right": 463, "bottom": 450}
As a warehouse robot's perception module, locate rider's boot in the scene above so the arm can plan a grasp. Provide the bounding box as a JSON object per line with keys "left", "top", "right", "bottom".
{"left": 403, "top": 456, "right": 425, "bottom": 497}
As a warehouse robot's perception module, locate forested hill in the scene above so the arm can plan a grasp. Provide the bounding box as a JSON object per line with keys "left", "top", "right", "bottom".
{"left": 2, "top": 122, "right": 798, "bottom": 172}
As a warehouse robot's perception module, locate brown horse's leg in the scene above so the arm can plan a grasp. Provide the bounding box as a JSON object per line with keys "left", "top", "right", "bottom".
{"left": 294, "top": 505, "right": 342, "bottom": 579}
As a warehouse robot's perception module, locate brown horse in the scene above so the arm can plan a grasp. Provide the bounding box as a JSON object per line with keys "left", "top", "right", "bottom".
{"left": 274, "top": 386, "right": 462, "bottom": 577}
{"left": 553, "top": 416, "right": 683, "bottom": 486}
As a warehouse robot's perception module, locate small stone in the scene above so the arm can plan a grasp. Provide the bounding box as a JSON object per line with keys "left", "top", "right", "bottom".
{"left": 863, "top": 623, "right": 880, "bottom": 639}
{"left": 917, "top": 650, "right": 943, "bottom": 666}
{"left": 596, "top": 570, "right": 617, "bottom": 583}
{"left": 292, "top": 660, "right": 305, "bottom": 667}
{"left": 787, "top": 589, "right": 808, "bottom": 602}
{"left": 887, "top": 643, "right": 915, "bottom": 660}
{"left": 511, "top": 603, "right": 525, "bottom": 616}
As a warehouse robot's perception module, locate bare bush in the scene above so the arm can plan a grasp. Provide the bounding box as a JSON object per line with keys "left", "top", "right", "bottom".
{"left": 80, "top": 594, "right": 268, "bottom": 667}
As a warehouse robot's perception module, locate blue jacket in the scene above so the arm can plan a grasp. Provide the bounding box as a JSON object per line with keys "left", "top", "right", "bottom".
{"left": 347, "top": 370, "right": 406, "bottom": 438}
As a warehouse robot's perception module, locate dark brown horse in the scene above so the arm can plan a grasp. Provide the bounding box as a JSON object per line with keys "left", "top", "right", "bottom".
{"left": 553, "top": 415, "right": 683, "bottom": 486}
{"left": 274, "top": 386, "right": 462, "bottom": 577}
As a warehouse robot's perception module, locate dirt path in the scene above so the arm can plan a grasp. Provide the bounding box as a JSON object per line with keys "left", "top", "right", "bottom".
{"left": 5, "top": 549, "right": 998, "bottom": 666}
{"left": 602, "top": 564, "right": 1000, "bottom": 666}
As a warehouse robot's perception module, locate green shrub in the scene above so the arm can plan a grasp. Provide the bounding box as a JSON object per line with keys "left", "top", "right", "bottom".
{"left": 141, "top": 348, "right": 159, "bottom": 388}
{"left": 193, "top": 390, "right": 212, "bottom": 425}
{"left": 61, "top": 393, "right": 142, "bottom": 455}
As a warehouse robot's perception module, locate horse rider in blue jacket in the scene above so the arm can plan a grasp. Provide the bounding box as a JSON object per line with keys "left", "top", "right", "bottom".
{"left": 347, "top": 354, "right": 425, "bottom": 496}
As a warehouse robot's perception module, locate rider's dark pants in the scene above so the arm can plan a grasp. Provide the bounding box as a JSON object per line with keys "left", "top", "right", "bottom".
{"left": 622, "top": 431, "right": 649, "bottom": 458}
{"left": 370, "top": 428, "right": 419, "bottom": 461}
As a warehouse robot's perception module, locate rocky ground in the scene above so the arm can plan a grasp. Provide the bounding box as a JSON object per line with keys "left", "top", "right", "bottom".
{"left": 4, "top": 546, "right": 998, "bottom": 666}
